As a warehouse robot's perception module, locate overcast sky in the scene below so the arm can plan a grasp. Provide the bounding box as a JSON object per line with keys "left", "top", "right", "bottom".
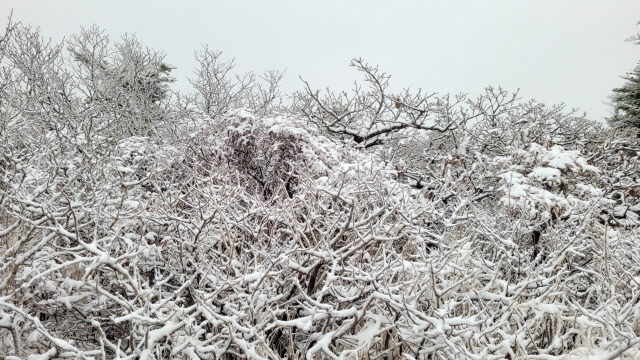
{"left": 2, "top": 1, "right": 640, "bottom": 121}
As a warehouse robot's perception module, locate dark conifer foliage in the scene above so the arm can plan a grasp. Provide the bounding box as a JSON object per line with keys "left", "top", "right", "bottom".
{"left": 611, "top": 64, "right": 640, "bottom": 128}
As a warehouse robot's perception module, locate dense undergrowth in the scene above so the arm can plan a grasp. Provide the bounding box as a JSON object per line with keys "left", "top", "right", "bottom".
{"left": 1, "top": 18, "right": 640, "bottom": 359}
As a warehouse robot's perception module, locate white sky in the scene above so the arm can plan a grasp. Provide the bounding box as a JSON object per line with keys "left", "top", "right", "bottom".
{"left": 2, "top": 1, "right": 640, "bottom": 121}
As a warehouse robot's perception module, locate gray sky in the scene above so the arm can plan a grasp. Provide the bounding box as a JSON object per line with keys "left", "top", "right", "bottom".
{"left": 2, "top": 1, "right": 640, "bottom": 121}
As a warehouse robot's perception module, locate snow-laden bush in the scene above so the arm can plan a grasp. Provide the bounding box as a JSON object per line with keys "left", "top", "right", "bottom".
{"left": 495, "top": 143, "right": 600, "bottom": 222}
{"left": 2, "top": 107, "right": 639, "bottom": 359}
{"left": 212, "top": 110, "right": 338, "bottom": 199}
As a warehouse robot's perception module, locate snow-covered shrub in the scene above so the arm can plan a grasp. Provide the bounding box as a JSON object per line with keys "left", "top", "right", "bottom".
{"left": 493, "top": 143, "right": 600, "bottom": 222}
{"left": 212, "top": 110, "right": 338, "bottom": 199}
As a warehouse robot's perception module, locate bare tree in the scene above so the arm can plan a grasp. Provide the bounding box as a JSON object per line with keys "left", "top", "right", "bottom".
{"left": 190, "top": 46, "right": 284, "bottom": 118}
{"left": 292, "top": 58, "right": 474, "bottom": 148}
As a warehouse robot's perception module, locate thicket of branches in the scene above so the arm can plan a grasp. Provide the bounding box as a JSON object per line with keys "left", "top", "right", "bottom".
{"left": 2, "top": 18, "right": 640, "bottom": 360}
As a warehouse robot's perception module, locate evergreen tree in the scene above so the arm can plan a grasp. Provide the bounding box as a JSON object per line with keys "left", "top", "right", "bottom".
{"left": 610, "top": 63, "right": 640, "bottom": 128}
{"left": 610, "top": 25, "right": 640, "bottom": 129}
